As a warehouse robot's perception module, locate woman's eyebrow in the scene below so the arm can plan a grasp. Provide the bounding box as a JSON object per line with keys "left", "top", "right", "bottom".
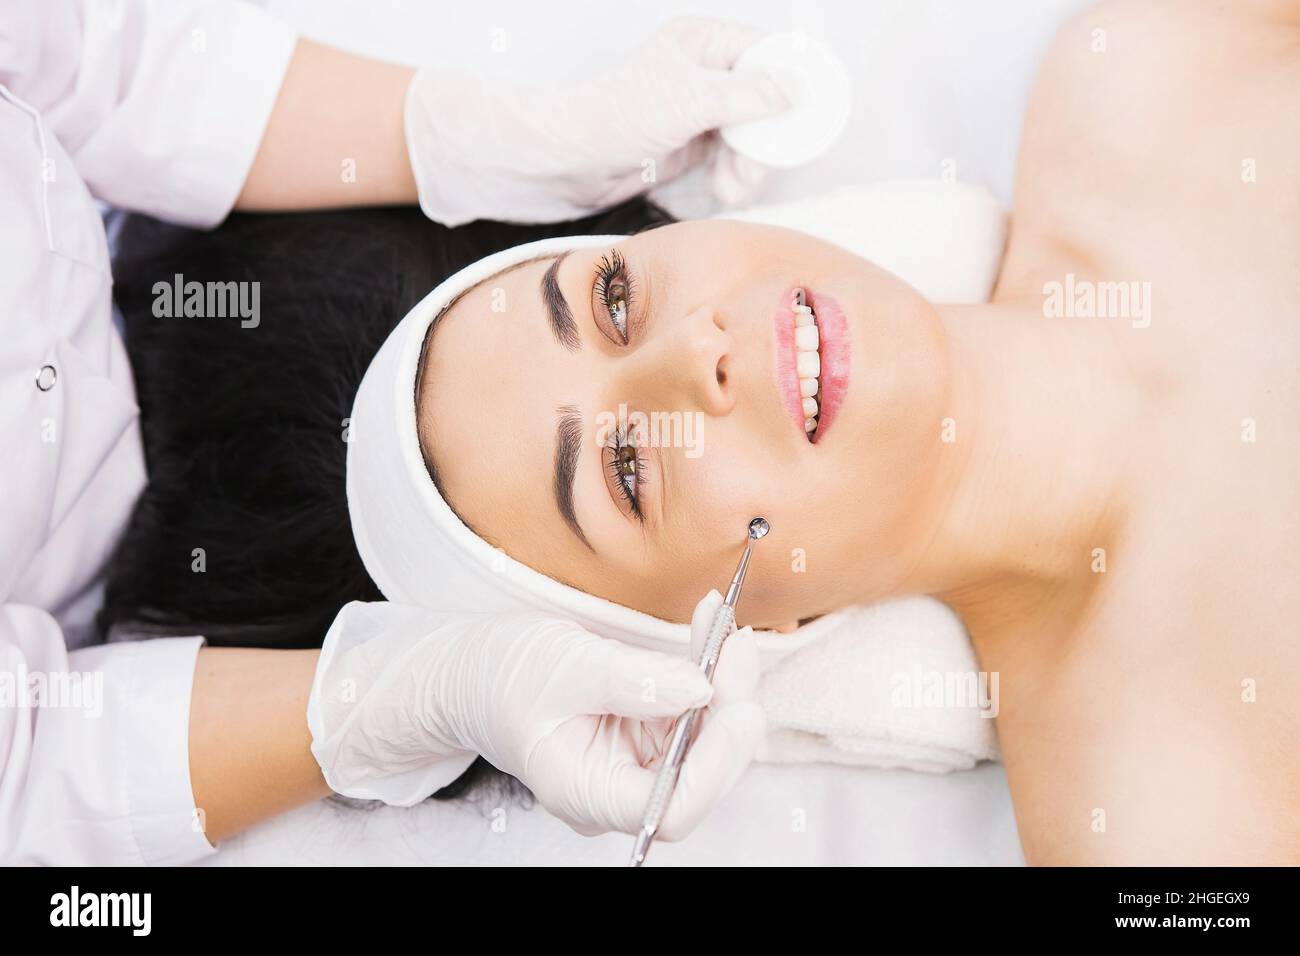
{"left": 553, "top": 404, "right": 594, "bottom": 552}
{"left": 541, "top": 253, "right": 582, "bottom": 351}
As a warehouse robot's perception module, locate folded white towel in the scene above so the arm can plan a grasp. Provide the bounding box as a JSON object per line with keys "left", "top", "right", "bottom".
{"left": 757, "top": 599, "right": 1000, "bottom": 772}
{"left": 719, "top": 181, "right": 1008, "bottom": 772}
{"left": 722, "top": 179, "right": 1007, "bottom": 304}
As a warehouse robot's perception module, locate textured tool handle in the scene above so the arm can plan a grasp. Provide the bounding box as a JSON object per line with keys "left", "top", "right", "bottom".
{"left": 640, "top": 603, "right": 737, "bottom": 832}
{"left": 698, "top": 603, "right": 736, "bottom": 676}
{"left": 641, "top": 709, "right": 697, "bottom": 832}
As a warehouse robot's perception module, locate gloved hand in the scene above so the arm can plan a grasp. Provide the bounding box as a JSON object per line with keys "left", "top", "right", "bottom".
{"left": 307, "top": 591, "right": 765, "bottom": 839}
{"left": 404, "top": 17, "right": 791, "bottom": 226}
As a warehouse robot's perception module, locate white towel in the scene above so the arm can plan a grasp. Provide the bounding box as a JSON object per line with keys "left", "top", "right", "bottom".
{"left": 721, "top": 179, "right": 1007, "bottom": 304}
{"left": 720, "top": 181, "right": 1008, "bottom": 772}
{"left": 757, "top": 599, "right": 1000, "bottom": 772}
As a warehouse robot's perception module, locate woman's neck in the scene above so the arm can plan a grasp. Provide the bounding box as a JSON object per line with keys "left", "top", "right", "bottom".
{"left": 896, "top": 300, "right": 1144, "bottom": 637}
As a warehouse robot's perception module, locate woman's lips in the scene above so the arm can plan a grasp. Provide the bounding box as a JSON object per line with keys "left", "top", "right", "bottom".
{"left": 773, "top": 286, "right": 851, "bottom": 443}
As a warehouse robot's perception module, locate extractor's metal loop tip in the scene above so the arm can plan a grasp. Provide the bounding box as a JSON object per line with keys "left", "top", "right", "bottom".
{"left": 748, "top": 516, "right": 770, "bottom": 540}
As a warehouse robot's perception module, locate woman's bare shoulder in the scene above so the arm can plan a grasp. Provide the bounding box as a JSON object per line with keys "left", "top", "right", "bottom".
{"left": 996, "top": 615, "right": 1300, "bottom": 864}
{"left": 1001, "top": 0, "right": 1300, "bottom": 289}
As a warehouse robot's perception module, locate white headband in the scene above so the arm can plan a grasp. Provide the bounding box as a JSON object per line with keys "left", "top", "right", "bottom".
{"left": 348, "top": 235, "right": 788, "bottom": 658}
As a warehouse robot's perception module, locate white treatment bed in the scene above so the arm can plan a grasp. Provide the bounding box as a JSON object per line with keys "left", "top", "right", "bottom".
{"left": 195, "top": 0, "right": 1091, "bottom": 865}
{"left": 207, "top": 762, "right": 1022, "bottom": 866}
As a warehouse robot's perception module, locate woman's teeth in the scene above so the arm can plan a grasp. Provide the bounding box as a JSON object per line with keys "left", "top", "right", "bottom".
{"left": 793, "top": 294, "right": 821, "bottom": 436}
{"left": 796, "top": 350, "right": 820, "bottom": 379}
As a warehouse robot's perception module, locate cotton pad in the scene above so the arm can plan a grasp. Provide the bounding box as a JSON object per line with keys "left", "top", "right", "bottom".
{"left": 722, "top": 32, "right": 853, "bottom": 169}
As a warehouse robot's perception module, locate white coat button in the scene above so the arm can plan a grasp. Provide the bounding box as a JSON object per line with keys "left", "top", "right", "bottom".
{"left": 36, "top": 365, "right": 58, "bottom": 391}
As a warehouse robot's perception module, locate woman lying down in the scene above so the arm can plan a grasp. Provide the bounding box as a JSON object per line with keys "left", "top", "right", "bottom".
{"left": 107, "top": 0, "right": 1298, "bottom": 864}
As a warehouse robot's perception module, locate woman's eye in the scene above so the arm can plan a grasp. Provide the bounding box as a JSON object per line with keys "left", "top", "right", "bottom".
{"left": 606, "top": 280, "right": 629, "bottom": 338}
{"left": 594, "top": 250, "right": 635, "bottom": 345}
{"left": 604, "top": 427, "right": 646, "bottom": 521}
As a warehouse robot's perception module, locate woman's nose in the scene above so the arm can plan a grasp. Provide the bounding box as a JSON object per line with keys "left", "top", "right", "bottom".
{"left": 625, "top": 303, "right": 735, "bottom": 418}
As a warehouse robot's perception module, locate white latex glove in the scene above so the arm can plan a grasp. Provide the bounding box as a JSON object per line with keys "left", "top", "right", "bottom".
{"left": 308, "top": 593, "right": 765, "bottom": 839}
{"left": 404, "top": 17, "right": 791, "bottom": 226}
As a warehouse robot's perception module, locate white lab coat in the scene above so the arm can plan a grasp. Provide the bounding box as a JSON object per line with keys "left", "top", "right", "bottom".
{"left": 0, "top": 0, "right": 296, "bottom": 864}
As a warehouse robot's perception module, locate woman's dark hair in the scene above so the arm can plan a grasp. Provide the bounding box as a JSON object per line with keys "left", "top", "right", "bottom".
{"left": 103, "top": 197, "right": 674, "bottom": 799}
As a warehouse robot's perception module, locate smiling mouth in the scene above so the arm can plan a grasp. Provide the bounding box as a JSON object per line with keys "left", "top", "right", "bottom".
{"left": 776, "top": 286, "right": 848, "bottom": 444}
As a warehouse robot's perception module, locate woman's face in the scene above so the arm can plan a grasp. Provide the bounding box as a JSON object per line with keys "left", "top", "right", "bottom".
{"left": 418, "top": 220, "right": 951, "bottom": 628}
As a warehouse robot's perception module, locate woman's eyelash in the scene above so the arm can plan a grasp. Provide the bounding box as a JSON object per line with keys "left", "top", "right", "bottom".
{"left": 594, "top": 250, "right": 635, "bottom": 344}
{"left": 605, "top": 426, "right": 646, "bottom": 520}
